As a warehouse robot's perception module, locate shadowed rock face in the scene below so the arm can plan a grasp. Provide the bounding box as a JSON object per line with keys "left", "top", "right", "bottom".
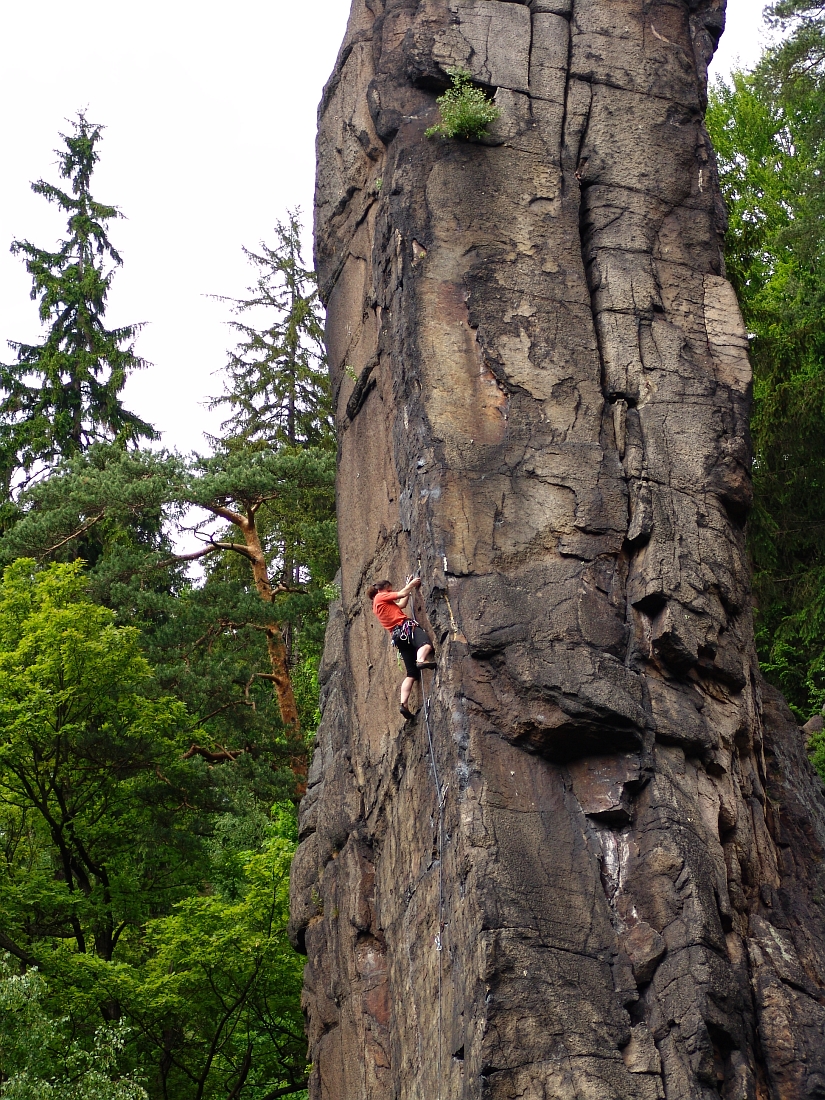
{"left": 289, "top": 1, "right": 825, "bottom": 1096}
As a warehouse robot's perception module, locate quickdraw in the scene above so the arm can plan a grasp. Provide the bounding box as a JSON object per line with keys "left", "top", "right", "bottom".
{"left": 391, "top": 618, "right": 420, "bottom": 647}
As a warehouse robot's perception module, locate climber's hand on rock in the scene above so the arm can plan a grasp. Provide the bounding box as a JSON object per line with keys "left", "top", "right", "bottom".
{"left": 400, "top": 575, "right": 422, "bottom": 597}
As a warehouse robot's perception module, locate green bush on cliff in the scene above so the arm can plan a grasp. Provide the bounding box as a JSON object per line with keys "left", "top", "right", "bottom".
{"left": 425, "top": 68, "right": 500, "bottom": 141}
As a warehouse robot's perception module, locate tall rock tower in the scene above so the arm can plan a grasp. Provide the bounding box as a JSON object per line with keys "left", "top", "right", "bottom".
{"left": 290, "top": 1, "right": 825, "bottom": 1096}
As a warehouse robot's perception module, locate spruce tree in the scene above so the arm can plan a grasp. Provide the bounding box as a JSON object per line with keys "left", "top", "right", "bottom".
{"left": 0, "top": 113, "right": 155, "bottom": 498}
{"left": 209, "top": 210, "right": 332, "bottom": 448}
{"left": 204, "top": 213, "right": 337, "bottom": 781}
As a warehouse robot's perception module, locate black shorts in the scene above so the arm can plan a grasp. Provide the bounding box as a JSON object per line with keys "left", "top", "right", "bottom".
{"left": 392, "top": 624, "right": 429, "bottom": 678}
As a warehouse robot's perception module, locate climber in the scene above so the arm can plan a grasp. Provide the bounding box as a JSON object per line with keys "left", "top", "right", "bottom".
{"left": 367, "top": 575, "right": 436, "bottom": 722}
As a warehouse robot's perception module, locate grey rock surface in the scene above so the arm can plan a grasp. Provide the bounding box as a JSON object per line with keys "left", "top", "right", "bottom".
{"left": 290, "top": 1, "right": 825, "bottom": 1096}
{"left": 803, "top": 715, "right": 824, "bottom": 737}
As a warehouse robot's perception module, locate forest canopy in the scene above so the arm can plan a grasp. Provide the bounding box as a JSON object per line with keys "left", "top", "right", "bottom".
{"left": 0, "top": 118, "right": 332, "bottom": 1098}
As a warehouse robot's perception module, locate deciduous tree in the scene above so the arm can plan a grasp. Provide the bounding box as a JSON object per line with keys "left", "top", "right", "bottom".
{"left": 0, "top": 559, "right": 206, "bottom": 977}
{"left": 707, "top": 11, "right": 825, "bottom": 717}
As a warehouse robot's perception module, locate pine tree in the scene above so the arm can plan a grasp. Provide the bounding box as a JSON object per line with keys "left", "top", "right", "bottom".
{"left": 767, "top": 0, "right": 825, "bottom": 81}
{"left": 0, "top": 113, "right": 155, "bottom": 498}
{"left": 0, "top": 442, "right": 338, "bottom": 795}
{"left": 209, "top": 210, "right": 332, "bottom": 449}
{"left": 203, "top": 214, "right": 337, "bottom": 787}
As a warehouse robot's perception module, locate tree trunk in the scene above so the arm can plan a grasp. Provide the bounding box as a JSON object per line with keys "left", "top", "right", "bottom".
{"left": 237, "top": 513, "right": 307, "bottom": 789}
{"left": 290, "top": 2, "right": 825, "bottom": 1098}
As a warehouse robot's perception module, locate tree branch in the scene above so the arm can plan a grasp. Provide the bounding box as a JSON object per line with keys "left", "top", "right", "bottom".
{"left": 212, "top": 541, "right": 257, "bottom": 562}
{"left": 111, "top": 920, "right": 129, "bottom": 952}
{"left": 182, "top": 743, "right": 245, "bottom": 763}
{"left": 0, "top": 929, "right": 40, "bottom": 969}
{"left": 163, "top": 545, "right": 221, "bottom": 565}
{"left": 258, "top": 1080, "right": 310, "bottom": 1100}
{"left": 161, "top": 539, "right": 256, "bottom": 567}
{"left": 192, "top": 962, "right": 261, "bottom": 1100}
{"left": 226, "top": 1044, "right": 254, "bottom": 1100}
{"left": 191, "top": 700, "right": 254, "bottom": 728}
{"left": 200, "top": 502, "right": 248, "bottom": 528}
{"left": 38, "top": 512, "right": 104, "bottom": 559}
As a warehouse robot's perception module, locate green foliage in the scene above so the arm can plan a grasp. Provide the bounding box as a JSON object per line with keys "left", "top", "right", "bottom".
{"left": 0, "top": 114, "right": 155, "bottom": 498}
{"left": 0, "top": 559, "right": 205, "bottom": 967}
{"left": 0, "top": 184, "right": 328, "bottom": 1093}
{"left": 0, "top": 442, "right": 336, "bottom": 774}
{"left": 0, "top": 961, "right": 147, "bottom": 1100}
{"left": 111, "top": 830, "right": 306, "bottom": 1099}
{"left": 706, "top": 12, "right": 825, "bottom": 720}
{"left": 0, "top": 560, "right": 308, "bottom": 1097}
{"left": 809, "top": 726, "right": 825, "bottom": 783}
{"left": 425, "top": 68, "right": 500, "bottom": 141}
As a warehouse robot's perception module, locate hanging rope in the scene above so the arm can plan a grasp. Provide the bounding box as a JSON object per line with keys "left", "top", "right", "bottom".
{"left": 412, "top": 565, "right": 450, "bottom": 1095}
{"left": 422, "top": 668, "right": 446, "bottom": 1100}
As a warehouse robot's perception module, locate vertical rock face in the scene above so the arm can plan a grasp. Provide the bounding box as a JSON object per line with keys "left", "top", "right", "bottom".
{"left": 290, "top": 1, "right": 825, "bottom": 1097}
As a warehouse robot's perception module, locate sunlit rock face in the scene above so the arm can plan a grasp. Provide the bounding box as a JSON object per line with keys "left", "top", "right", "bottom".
{"left": 289, "top": 1, "right": 825, "bottom": 1097}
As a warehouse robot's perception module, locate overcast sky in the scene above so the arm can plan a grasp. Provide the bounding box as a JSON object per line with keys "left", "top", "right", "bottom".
{"left": 0, "top": 0, "right": 769, "bottom": 456}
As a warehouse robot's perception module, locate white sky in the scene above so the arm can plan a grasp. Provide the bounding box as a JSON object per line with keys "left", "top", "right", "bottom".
{"left": 0, "top": 0, "right": 768, "bottom": 456}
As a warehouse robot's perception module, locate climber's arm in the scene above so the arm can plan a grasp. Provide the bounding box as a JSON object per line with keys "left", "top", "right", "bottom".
{"left": 394, "top": 575, "right": 421, "bottom": 607}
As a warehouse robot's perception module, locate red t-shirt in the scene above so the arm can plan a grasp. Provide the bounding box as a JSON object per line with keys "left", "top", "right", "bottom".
{"left": 373, "top": 591, "right": 408, "bottom": 631}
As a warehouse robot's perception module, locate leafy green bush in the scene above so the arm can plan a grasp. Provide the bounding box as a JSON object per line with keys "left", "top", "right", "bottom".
{"left": 809, "top": 727, "right": 825, "bottom": 784}
{"left": 0, "top": 959, "right": 147, "bottom": 1100}
{"left": 425, "top": 68, "right": 500, "bottom": 141}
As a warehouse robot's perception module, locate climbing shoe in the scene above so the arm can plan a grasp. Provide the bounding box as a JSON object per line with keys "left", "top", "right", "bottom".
{"left": 416, "top": 660, "right": 437, "bottom": 670}
{"left": 400, "top": 705, "right": 416, "bottom": 722}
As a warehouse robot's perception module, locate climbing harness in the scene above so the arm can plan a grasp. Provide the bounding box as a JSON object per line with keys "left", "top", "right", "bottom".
{"left": 391, "top": 617, "right": 420, "bottom": 647}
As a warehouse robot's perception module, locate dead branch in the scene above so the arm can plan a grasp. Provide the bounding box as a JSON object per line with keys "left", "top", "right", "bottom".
{"left": 38, "top": 512, "right": 105, "bottom": 559}
{"left": 163, "top": 545, "right": 221, "bottom": 565}
{"left": 182, "top": 743, "right": 245, "bottom": 763}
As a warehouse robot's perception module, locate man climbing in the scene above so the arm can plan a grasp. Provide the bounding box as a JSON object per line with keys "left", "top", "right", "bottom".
{"left": 367, "top": 575, "right": 436, "bottom": 722}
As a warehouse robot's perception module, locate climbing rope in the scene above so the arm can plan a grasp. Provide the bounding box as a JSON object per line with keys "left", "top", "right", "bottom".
{"left": 421, "top": 667, "right": 446, "bottom": 1100}
{"left": 411, "top": 567, "right": 448, "bottom": 1096}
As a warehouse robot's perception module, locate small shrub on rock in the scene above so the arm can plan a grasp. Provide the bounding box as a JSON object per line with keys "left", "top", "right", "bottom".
{"left": 425, "top": 68, "right": 500, "bottom": 141}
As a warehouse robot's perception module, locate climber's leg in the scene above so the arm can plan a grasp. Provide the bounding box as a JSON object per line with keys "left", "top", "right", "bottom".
{"left": 396, "top": 640, "right": 421, "bottom": 721}
{"left": 400, "top": 676, "right": 419, "bottom": 721}
{"left": 401, "top": 676, "right": 416, "bottom": 706}
{"left": 411, "top": 624, "right": 436, "bottom": 669}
